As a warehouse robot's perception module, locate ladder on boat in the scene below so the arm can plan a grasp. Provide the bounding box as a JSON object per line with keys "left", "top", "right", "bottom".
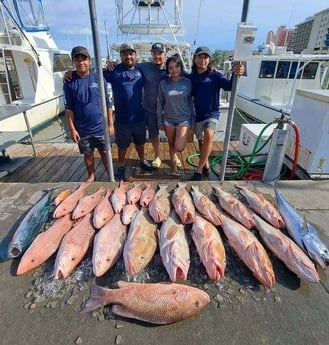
{"left": 0, "top": 48, "right": 12, "bottom": 104}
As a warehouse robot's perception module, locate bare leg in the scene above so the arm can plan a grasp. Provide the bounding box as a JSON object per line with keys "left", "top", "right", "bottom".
{"left": 196, "top": 127, "right": 214, "bottom": 174}
{"left": 84, "top": 152, "right": 95, "bottom": 182}
{"left": 118, "top": 147, "right": 127, "bottom": 167}
{"left": 98, "top": 149, "right": 109, "bottom": 177}
{"left": 135, "top": 144, "right": 145, "bottom": 162}
{"left": 164, "top": 125, "right": 179, "bottom": 173}
{"left": 151, "top": 135, "right": 160, "bottom": 160}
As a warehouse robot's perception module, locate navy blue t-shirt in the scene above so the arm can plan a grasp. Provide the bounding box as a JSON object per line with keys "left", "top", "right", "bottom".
{"left": 63, "top": 71, "right": 111, "bottom": 137}
{"left": 188, "top": 70, "right": 233, "bottom": 122}
{"left": 103, "top": 63, "right": 144, "bottom": 125}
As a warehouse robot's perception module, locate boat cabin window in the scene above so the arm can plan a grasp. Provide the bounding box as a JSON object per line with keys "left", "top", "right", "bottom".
{"left": 53, "top": 54, "right": 73, "bottom": 72}
{"left": 275, "top": 61, "right": 290, "bottom": 78}
{"left": 259, "top": 61, "right": 276, "bottom": 78}
{"left": 288, "top": 61, "right": 318, "bottom": 79}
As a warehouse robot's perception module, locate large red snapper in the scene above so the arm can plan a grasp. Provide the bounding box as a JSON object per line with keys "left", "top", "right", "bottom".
{"left": 159, "top": 211, "right": 190, "bottom": 282}
{"left": 212, "top": 184, "right": 255, "bottom": 229}
{"left": 93, "top": 189, "right": 115, "bottom": 229}
{"left": 172, "top": 182, "right": 195, "bottom": 224}
{"left": 53, "top": 182, "right": 90, "bottom": 218}
{"left": 17, "top": 214, "right": 73, "bottom": 275}
{"left": 123, "top": 208, "right": 157, "bottom": 275}
{"left": 111, "top": 181, "right": 130, "bottom": 214}
{"left": 148, "top": 184, "right": 170, "bottom": 223}
{"left": 127, "top": 182, "right": 143, "bottom": 204}
{"left": 72, "top": 187, "right": 105, "bottom": 220}
{"left": 140, "top": 183, "right": 155, "bottom": 208}
{"left": 54, "top": 213, "right": 96, "bottom": 279}
{"left": 80, "top": 281, "right": 210, "bottom": 324}
{"left": 220, "top": 214, "right": 275, "bottom": 288}
{"left": 191, "top": 215, "right": 226, "bottom": 281}
{"left": 122, "top": 203, "right": 140, "bottom": 225}
{"left": 92, "top": 214, "right": 128, "bottom": 277}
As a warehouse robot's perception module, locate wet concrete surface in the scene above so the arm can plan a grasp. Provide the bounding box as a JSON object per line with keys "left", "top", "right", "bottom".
{"left": 0, "top": 180, "right": 329, "bottom": 345}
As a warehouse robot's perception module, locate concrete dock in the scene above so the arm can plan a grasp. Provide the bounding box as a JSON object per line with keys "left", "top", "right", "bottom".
{"left": 0, "top": 180, "right": 329, "bottom": 345}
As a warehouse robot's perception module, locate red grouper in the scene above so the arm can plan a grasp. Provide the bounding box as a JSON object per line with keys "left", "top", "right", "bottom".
{"left": 221, "top": 213, "right": 275, "bottom": 288}
{"left": 159, "top": 210, "right": 190, "bottom": 282}
{"left": 80, "top": 281, "right": 210, "bottom": 325}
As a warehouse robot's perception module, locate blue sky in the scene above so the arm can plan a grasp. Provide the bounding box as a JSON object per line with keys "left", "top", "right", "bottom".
{"left": 42, "top": 0, "right": 329, "bottom": 56}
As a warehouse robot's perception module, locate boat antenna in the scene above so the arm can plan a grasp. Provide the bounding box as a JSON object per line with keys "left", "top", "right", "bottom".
{"left": 0, "top": 0, "right": 41, "bottom": 66}
{"left": 193, "top": 0, "right": 203, "bottom": 47}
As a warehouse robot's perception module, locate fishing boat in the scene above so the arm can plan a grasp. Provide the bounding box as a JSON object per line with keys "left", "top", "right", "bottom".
{"left": 235, "top": 45, "right": 329, "bottom": 124}
{"left": 0, "top": 0, "right": 72, "bottom": 134}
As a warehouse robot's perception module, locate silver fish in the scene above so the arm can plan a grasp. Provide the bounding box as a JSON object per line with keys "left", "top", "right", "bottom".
{"left": 7, "top": 190, "right": 53, "bottom": 259}
{"left": 275, "top": 188, "right": 329, "bottom": 269}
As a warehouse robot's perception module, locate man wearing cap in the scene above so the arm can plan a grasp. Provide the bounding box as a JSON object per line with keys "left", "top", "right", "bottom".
{"left": 188, "top": 46, "right": 244, "bottom": 181}
{"left": 107, "top": 42, "right": 166, "bottom": 169}
{"left": 103, "top": 42, "right": 153, "bottom": 181}
{"left": 63, "top": 46, "right": 113, "bottom": 182}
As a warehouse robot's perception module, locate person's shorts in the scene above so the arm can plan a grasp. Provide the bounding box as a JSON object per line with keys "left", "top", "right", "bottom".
{"left": 195, "top": 118, "right": 218, "bottom": 140}
{"left": 144, "top": 110, "right": 159, "bottom": 140}
{"left": 78, "top": 135, "right": 106, "bottom": 154}
{"left": 163, "top": 119, "right": 191, "bottom": 128}
{"left": 115, "top": 121, "right": 146, "bottom": 149}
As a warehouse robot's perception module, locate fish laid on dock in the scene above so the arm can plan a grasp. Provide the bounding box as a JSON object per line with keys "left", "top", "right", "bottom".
{"left": 212, "top": 184, "right": 255, "bottom": 229}
{"left": 7, "top": 190, "right": 53, "bottom": 259}
{"left": 127, "top": 182, "right": 143, "bottom": 205}
{"left": 53, "top": 182, "right": 90, "bottom": 218}
{"left": 54, "top": 189, "right": 71, "bottom": 206}
{"left": 275, "top": 189, "right": 329, "bottom": 269}
{"left": 139, "top": 182, "right": 155, "bottom": 208}
{"left": 191, "top": 214, "right": 226, "bottom": 281}
{"left": 92, "top": 214, "right": 127, "bottom": 277}
{"left": 253, "top": 213, "right": 320, "bottom": 283}
{"left": 171, "top": 182, "right": 195, "bottom": 224}
{"left": 221, "top": 214, "right": 275, "bottom": 288}
{"left": 190, "top": 185, "right": 222, "bottom": 226}
{"left": 236, "top": 185, "right": 285, "bottom": 229}
{"left": 111, "top": 181, "right": 129, "bottom": 214}
{"left": 122, "top": 203, "right": 140, "bottom": 225}
{"left": 17, "top": 214, "right": 73, "bottom": 275}
{"left": 148, "top": 184, "right": 171, "bottom": 223}
{"left": 93, "top": 189, "right": 115, "bottom": 229}
{"left": 72, "top": 187, "right": 105, "bottom": 220}
{"left": 54, "top": 213, "right": 96, "bottom": 279}
{"left": 123, "top": 208, "right": 157, "bottom": 275}
{"left": 159, "top": 211, "right": 190, "bottom": 282}
{"left": 80, "top": 281, "right": 210, "bottom": 325}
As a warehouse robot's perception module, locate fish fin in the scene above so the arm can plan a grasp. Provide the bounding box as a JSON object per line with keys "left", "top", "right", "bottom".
{"left": 117, "top": 280, "right": 130, "bottom": 288}
{"left": 167, "top": 226, "right": 179, "bottom": 240}
{"left": 80, "top": 285, "right": 109, "bottom": 314}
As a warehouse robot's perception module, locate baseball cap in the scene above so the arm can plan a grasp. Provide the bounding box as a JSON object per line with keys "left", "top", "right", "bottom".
{"left": 120, "top": 43, "right": 136, "bottom": 52}
{"left": 71, "top": 46, "right": 90, "bottom": 59}
{"left": 194, "top": 46, "right": 211, "bottom": 57}
{"left": 151, "top": 42, "right": 165, "bottom": 53}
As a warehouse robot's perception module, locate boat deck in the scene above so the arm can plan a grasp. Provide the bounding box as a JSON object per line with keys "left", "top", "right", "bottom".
{"left": 0, "top": 141, "right": 239, "bottom": 183}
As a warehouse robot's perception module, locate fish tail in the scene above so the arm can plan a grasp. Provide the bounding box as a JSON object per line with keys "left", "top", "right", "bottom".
{"left": 80, "top": 285, "right": 110, "bottom": 314}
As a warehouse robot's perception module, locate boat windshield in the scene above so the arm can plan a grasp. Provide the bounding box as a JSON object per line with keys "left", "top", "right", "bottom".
{"left": 13, "top": 0, "right": 48, "bottom": 32}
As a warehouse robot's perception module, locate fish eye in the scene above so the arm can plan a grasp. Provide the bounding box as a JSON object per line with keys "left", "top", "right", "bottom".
{"left": 195, "top": 300, "right": 200, "bottom": 308}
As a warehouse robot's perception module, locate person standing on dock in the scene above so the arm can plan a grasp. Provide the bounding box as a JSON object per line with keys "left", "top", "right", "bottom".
{"left": 63, "top": 46, "right": 114, "bottom": 182}
{"left": 157, "top": 55, "right": 194, "bottom": 176}
{"left": 103, "top": 43, "right": 153, "bottom": 181}
{"left": 188, "top": 46, "right": 244, "bottom": 181}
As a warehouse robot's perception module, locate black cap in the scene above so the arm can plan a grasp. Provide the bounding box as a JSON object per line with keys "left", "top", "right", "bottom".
{"left": 194, "top": 46, "right": 211, "bottom": 57}
{"left": 151, "top": 42, "right": 165, "bottom": 53}
{"left": 71, "top": 46, "right": 90, "bottom": 59}
{"left": 120, "top": 43, "right": 136, "bottom": 52}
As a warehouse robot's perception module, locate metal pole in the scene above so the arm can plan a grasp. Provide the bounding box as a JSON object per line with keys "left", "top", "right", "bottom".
{"left": 88, "top": 0, "right": 114, "bottom": 181}
{"left": 219, "top": 0, "right": 249, "bottom": 181}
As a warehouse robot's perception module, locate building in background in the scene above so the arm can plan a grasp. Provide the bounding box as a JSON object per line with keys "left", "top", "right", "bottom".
{"left": 306, "top": 8, "right": 329, "bottom": 54}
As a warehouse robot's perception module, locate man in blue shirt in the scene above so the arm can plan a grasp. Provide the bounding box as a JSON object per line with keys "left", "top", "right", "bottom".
{"left": 103, "top": 43, "right": 153, "bottom": 181}
{"left": 63, "top": 46, "right": 113, "bottom": 182}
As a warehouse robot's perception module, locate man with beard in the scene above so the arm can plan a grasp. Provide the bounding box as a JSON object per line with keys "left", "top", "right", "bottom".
{"left": 103, "top": 43, "right": 153, "bottom": 181}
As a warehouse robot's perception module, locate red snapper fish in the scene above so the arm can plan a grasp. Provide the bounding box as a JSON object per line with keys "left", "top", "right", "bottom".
{"left": 191, "top": 214, "right": 226, "bottom": 281}
{"left": 159, "top": 211, "right": 190, "bottom": 282}
{"left": 140, "top": 183, "right": 155, "bottom": 208}
{"left": 80, "top": 281, "right": 210, "bottom": 325}
{"left": 148, "top": 184, "right": 171, "bottom": 223}
{"left": 123, "top": 208, "right": 157, "bottom": 275}
{"left": 92, "top": 214, "right": 128, "bottom": 277}
{"left": 53, "top": 182, "right": 90, "bottom": 218}
{"left": 17, "top": 214, "right": 73, "bottom": 275}
{"left": 220, "top": 214, "right": 275, "bottom": 288}
{"left": 236, "top": 184, "right": 285, "bottom": 228}
{"left": 190, "top": 185, "right": 222, "bottom": 226}
{"left": 72, "top": 187, "right": 106, "bottom": 220}
{"left": 253, "top": 213, "right": 320, "bottom": 283}
{"left": 111, "top": 181, "right": 130, "bottom": 213}
{"left": 212, "top": 184, "right": 255, "bottom": 229}
{"left": 127, "top": 182, "right": 143, "bottom": 204}
{"left": 122, "top": 203, "right": 140, "bottom": 225}
{"left": 171, "top": 182, "right": 195, "bottom": 224}
{"left": 93, "top": 189, "right": 115, "bottom": 229}
{"left": 54, "top": 213, "right": 96, "bottom": 279}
